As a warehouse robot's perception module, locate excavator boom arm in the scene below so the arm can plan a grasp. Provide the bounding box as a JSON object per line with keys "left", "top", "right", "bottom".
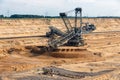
{"left": 60, "top": 13, "right": 72, "bottom": 32}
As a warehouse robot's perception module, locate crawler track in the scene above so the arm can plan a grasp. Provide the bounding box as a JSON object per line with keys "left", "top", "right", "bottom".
{"left": 1, "top": 67, "right": 119, "bottom": 80}
{"left": 50, "top": 46, "right": 92, "bottom": 58}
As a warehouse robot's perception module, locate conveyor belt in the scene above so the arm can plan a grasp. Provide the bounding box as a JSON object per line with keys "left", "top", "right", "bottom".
{"left": 0, "top": 35, "right": 46, "bottom": 40}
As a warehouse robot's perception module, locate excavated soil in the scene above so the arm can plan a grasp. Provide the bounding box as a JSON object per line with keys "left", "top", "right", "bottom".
{"left": 0, "top": 18, "right": 120, "bottom": 80}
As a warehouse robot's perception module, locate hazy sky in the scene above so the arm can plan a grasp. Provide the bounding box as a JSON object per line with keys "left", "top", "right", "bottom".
{"left": 0, "top": 0, "right": 120, "bottom": 16}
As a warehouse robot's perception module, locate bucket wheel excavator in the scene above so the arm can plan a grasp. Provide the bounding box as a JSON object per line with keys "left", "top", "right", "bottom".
{"left": 46, "top": 8, "right": 96, "bottom": 58}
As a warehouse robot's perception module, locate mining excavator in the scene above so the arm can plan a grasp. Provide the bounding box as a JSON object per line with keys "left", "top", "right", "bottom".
{"left": 46, "top": 8, "right": 96, "bottom": 58}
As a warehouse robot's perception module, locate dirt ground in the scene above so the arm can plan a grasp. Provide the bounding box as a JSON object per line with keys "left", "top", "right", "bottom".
{"left": 0, "top": 18, "right": 120, "bottom": 80}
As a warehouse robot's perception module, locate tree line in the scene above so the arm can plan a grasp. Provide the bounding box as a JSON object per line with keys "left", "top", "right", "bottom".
{"left": 0, "top": 14, "right": 60, "bottom": 18}
{"left": 0, "top": 14, "right": 120, "bottom": 18}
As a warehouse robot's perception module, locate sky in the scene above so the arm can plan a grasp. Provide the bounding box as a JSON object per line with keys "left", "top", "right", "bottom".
{"left": 0, "top": 0, "right": 120, "bottom": 17}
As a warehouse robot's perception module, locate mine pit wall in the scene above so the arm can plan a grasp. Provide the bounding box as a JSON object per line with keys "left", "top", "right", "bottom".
{"left": 0, "top": 18, "right": 120, "bottom": 54}
{"left": 0, "top": 18, "right": 120, "bottom": 35}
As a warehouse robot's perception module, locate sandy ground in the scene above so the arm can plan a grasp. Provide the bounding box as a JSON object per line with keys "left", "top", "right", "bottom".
{"left": 0, "top": 18, "right": 120, "bottom": 80}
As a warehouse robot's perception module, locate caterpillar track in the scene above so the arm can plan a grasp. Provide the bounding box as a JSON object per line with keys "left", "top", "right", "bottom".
{"left": 49, "top": 46, "right": 94, "bottom": 58}
{"left": 83, "top": 69, "right": 120, "bottom": 80}
{"left": 1, "top": 66, "right": 119, "bottom": 80}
